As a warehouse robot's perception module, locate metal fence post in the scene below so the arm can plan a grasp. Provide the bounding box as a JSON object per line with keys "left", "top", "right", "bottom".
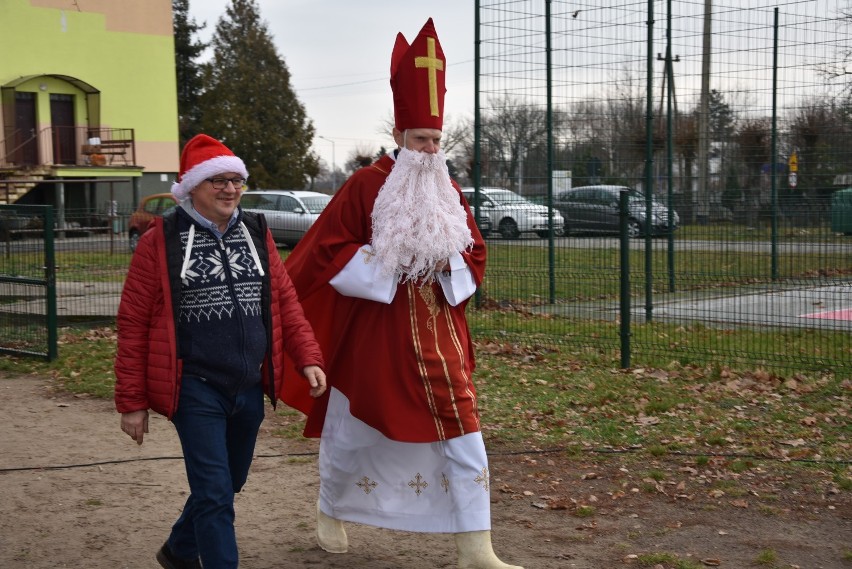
{"left": 619, "top": 189, "right": 631, "bottom": 369}
{"left": 44, "top": 206, "right": 57, "bottom": 361}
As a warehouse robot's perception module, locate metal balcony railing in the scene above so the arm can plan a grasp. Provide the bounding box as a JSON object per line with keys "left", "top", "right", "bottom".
{"left": 1, "top": 126, "right": 136, "bottom": 169}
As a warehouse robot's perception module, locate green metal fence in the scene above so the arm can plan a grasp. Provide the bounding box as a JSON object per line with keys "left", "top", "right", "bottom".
{"left": 2, "top": 1, "right": 850, "bottom": 373}
{"left": 467, "top": 0, "right": 851, "bottom": 372}
{"left": 0, "top": 204, "right": 57, "bottom": 360}
{"left": 0, "top": 201, "right": 847, "bottom": 371}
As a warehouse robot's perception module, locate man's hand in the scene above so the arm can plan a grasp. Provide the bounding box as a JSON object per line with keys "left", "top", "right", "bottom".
{"left": 303, "top": 365, "right": 327, "bottom": 398}
{"left": 120, "top": 410, "right": 149, "bottom": 445}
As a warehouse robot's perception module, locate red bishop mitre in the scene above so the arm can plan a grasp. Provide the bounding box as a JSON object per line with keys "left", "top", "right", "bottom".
{"left": 390, "top": 18, "right": 447, "bottom": 131}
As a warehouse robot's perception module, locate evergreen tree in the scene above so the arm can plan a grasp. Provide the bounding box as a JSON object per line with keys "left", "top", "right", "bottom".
{"left": 172, "top": 0, "right": 207, "bottom": 147}
{"left": 198, "top": 0, "right": 317, "bottom": 189}
{"left": 708, "top": 89, "right": 735, "bottom": 140}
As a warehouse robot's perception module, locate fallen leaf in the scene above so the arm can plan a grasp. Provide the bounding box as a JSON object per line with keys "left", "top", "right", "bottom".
{"left": 634, "top": 415, "right": 661, "bottom": 426}
{"left": 548, "top": 499, "right": 574, "bottom": 510}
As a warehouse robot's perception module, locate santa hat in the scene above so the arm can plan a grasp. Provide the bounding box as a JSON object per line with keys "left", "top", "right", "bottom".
{"left": 390, "top": 18, "right": 446, "bottom": 131}
{"left": 171, "top": 134, "right": 249, "bottom": 201}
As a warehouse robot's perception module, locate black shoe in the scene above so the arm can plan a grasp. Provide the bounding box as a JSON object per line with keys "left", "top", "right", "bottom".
{"left": 156, "top": 542, "right": 202, "bottom": 569}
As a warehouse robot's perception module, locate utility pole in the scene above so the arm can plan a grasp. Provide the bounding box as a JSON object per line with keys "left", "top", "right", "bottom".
{"left": 517, "top": 142, "right": 524, "bottom": 196}
{"left": 317, "top": 135, "right": 336, "bottom": 192}
{"left": 696, "top": 0, "right": 712, "bottom": 224}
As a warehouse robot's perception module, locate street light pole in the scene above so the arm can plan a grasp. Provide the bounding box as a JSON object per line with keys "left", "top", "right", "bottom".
{"left": 317, "top": 135, "right": 336, "bottom": 191}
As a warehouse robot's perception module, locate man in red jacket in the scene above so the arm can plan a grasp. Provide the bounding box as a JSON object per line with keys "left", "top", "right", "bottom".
{"left": 282, "top": 19, "right": 522, "bottom": 569}
{"left": 115, "top": 134, "right": 326, "bottom": 569}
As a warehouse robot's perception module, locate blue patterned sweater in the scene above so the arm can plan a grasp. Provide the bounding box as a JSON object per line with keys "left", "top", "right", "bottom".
{"left": 174, "top": 208, "right": 267, "bottom": 394}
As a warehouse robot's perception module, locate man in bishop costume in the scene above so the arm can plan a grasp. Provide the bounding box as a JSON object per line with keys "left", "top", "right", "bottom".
{"left": 281, "top": 18, "right": 523, "bottom": 569}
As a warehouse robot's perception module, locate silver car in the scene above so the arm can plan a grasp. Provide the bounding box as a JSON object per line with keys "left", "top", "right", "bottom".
{"left": 240, "top": 189, "right": 331, "bottom": 247}
{"left": 461, "top": 187, "right": 563, "bottom": 239}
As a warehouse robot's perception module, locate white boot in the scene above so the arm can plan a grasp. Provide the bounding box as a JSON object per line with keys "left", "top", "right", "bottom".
{"left": 316, "top": 500, "right": 348, "bottom": 553}
{"left": 455, "top": 530, "right": 523, "bottom": 569}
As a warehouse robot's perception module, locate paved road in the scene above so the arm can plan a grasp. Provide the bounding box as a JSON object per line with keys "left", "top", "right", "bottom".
{"left": 4, "top": 232, "right": 850, "bottom": 255}
{"left": 2, "top": 235, "right": 849, "bottom": 330}
{"left": 486, "top": 234, "right": 852, "bottom": 254}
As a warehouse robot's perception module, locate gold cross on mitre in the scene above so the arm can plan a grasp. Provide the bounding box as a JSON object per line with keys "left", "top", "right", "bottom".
{"left": 414, "top": 37, "right": 444, "bottom": 117}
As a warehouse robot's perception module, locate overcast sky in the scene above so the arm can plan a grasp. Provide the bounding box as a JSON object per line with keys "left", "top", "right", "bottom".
{"left": 188, "top": 1, "right": 475, "bottom": 171}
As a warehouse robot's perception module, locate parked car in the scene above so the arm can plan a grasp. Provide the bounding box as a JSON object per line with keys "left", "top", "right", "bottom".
{"left": 475, "top": 212, "right": 492, "bottom": 238}
{"left": 128, "top": 193, "right": 176, "bottom": 252}
{"left": 554, "top": 185, "right": 679, "bottom": 237}
{"left": 461, "top": 187, "right": 564, "bottom": 239}
{"left": 239, "top": 189, "right": 331, "bottom": 247}
{"left": 0, "top": 210, "right": 31, "bottom": 242}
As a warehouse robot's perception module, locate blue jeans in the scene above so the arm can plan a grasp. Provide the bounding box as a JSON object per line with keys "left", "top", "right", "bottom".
{"left": 167, "top": 376, "right": 265, "bottom": 569}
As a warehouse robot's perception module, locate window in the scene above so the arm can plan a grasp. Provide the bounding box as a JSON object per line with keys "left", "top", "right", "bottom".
{"left": 241, "top": 194, "right": 278, "bottom": 209}
{"left": 301, "top": 196, "right": 331, "bottom": 214}
{"left": 278, "top": 196, "right": 300, "bottom": 212}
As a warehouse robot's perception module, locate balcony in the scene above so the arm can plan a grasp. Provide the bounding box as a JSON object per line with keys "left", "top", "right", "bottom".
{"left": 1, "top": 126, "right": 136, "bottom": 171}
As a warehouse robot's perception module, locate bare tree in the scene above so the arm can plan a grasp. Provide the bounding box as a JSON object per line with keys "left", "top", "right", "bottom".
{"left": 818, "top": 2, "right": 852, "bottom": 96}
{"left": 346, "top": 143, "right": 379, "bottom": 173}
{"left": 476, "top": 94, "right": 553, "bottom": 190}
{"left": 734, "top": 118, "right": 772, "bottom": 225}
{"left": 787, "top": 99, "right": 852, "bottom": 200}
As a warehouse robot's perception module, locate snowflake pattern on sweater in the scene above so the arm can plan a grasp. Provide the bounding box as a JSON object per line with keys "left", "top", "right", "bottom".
{"left": 178, "top": 227, "right": 263, "bottom": 323}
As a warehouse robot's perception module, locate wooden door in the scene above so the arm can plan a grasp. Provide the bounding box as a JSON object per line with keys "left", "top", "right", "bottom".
{"left": 14, "top": 92, "right": 38, "bottom": 165}
{"left": 50, "top": 94, "right": 76, "bottom": 164}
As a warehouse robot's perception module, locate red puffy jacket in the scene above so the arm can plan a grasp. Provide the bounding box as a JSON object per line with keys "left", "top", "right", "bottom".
{"left": 114, "top": 210, "right": 324, "bottom": 418}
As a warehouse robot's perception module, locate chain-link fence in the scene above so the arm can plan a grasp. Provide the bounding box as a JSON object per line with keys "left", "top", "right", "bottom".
{"left": 2, "top": 1, "right": 850, "bottom": 372}
{"left": 0, "top": 200, "right": 848, "bottom": 370}
{"left": 468, "top": 0, "right": 851, "bottom": 372}
{"left": 0, "top": 205, "right": 57, "bottom": 359}
{"left": 0, "top": 205, "right": 129, "bottom": 358}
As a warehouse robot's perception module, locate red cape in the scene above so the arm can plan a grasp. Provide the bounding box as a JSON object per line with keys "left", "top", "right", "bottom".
{"left": 280, "top": 154, "right": 487, "bottom": 442}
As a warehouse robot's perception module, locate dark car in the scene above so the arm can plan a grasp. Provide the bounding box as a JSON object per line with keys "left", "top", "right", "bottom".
{"left": 128, "top": 193, "right": 177, "bottom": 252}
{"left": 554, "top": 185, "right": 678, "bottom": 237}
{"left": 239, "top": 189, "right": 331, "bottom": 248}
{"left": 0, "top": 210, "right": 31, "bottom": 242}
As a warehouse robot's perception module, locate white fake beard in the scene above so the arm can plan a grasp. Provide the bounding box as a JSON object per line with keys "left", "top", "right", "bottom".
{"left": 371, "top": 148, "right": 474, "bottom": 282}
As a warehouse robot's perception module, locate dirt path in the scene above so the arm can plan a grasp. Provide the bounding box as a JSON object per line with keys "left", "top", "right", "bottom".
{"left": 1, "top": 374, "right": 849, "bottom": 568}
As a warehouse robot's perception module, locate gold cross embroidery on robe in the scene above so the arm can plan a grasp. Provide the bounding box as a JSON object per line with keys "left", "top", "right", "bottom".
{"left": 359, "top": 246, "right": 376, "bottom": 264}
{"left": 357, "top": 475, "right": 378, "bottom": 494}
{"left": 414, "top": 37, "right": 444, "bottom": 117}
{"left": 474, "top": 467, "right": 490, "bottom": 492}
{"left": 408, "top": 472, "right": 429, "bottom": 496}
{"left": 441, "top": 472, "right": 450, "bottom": 494}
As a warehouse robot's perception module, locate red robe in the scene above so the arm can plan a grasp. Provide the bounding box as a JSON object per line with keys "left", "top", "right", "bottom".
{"left": 281, "top": 153, "right": 487, "bottom": 443}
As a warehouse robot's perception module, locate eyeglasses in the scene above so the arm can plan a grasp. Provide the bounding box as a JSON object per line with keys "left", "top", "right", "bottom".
{"left": 205, "top": 177, "right": 246, "bottom": 190}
